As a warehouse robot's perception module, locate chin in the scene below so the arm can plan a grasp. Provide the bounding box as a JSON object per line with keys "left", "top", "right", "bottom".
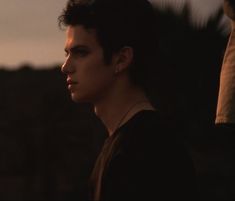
{"left": 71, "top": 93, "right": 91, "bottom": 104}
{"left": 71, "top": 94, "right": 82, "bottom": 103}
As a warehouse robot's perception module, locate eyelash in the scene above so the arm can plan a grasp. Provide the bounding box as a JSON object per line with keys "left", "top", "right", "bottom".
{"left": 76, "top": 50, "right": 88, "bottom": 57}
{"left": 65, "top": 50, "right": 88, "bottom": 57}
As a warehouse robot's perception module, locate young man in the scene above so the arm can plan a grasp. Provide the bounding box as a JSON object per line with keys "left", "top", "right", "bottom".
{"left": 59, "top": 0, "right": 196, "bottom": 199}
{"left": 216, "top": 0, "right": 235, "bottom": 125}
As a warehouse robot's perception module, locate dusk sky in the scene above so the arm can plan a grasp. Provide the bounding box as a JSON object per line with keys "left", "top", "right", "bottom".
{"left": 0, "top": 0, "right": 224, "bottom": 69}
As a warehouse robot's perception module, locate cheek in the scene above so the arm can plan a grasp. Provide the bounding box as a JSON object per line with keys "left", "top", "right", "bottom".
{"left": 89, "top": 65, "right": 113, "bottom": 88}
{"left": 84, "top": 58, "right": 112, "bottom": 81}
{"left": 69, "top": 58, "right": 115, "bottom": 102}
{"left": 84, "top": 61, "right": 115, "bottom": 93}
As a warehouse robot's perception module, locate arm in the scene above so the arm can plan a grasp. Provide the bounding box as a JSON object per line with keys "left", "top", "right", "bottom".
{"left": 216, "top": 0, "right": 235, "bottom": 124}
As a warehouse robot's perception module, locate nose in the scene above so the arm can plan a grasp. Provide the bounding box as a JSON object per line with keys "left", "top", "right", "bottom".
{"left": 61, "top": 57, "right": 75, "bottom": 74}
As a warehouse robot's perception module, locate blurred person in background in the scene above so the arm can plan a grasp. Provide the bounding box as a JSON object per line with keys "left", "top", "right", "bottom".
{"left": 216, "top": 0, "right": 235, "bottom": 127}
{"left": 59, "top": 0, "right": 197, "bottom": 200}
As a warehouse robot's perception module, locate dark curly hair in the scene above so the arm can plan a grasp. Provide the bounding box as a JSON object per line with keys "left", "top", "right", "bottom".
{"left": 58, "top": 0, "right": 159, "bottom": 90}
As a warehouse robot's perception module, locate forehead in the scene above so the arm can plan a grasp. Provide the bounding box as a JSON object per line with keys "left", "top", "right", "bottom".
{"left": 65, "top": 25, "right": 99, "bottom": 49}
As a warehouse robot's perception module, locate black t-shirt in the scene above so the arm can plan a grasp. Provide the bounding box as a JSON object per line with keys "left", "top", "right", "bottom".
{"left": 89, "top": 110, "right": 197, "bottom": 200}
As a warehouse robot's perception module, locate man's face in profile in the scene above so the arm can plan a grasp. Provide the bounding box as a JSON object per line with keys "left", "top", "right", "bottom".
{"left": 62, "top": 25, "right": 117, "bottom": 103}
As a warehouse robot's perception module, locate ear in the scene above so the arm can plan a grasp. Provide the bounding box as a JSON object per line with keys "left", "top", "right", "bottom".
{"left": 114, "top": 46, "right": 134, "bottom": 74}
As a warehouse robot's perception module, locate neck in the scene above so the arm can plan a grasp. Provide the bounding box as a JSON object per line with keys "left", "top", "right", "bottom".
{"left": 94, "top": 84, "right": 155, "bottom": 136}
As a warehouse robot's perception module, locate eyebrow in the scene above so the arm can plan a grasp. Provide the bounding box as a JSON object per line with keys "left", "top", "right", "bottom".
{"left": 64, "top": 45, "right": 89, "bottom": 53}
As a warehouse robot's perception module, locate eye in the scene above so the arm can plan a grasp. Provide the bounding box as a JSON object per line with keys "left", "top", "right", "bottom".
{"left": 74, "top": 49, "right": 89, "bottom": 57}
{"left": 66, "top": 46, "right": 90, "bottom": 58}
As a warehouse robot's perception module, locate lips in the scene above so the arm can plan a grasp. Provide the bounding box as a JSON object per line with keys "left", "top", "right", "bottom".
{"left": 67, "top": 78, "right": 78, "bottom": 91}
{"left": 67, "top": 78, "right": 78, "bottom": 85}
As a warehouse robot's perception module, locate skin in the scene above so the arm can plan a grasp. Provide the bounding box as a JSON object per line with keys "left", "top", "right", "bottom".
{"left": 62, "top": 25, "right": 155, "bottom": 136}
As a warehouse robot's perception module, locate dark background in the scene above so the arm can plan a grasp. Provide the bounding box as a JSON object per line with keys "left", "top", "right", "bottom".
{"left": 0, "top": 5, "right": 234, "bottom": 200}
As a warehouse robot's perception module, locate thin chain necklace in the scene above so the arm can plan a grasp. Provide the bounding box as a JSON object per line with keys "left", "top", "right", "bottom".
{"left": 112, "top": 99, "right": 150, "bottom": 135}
